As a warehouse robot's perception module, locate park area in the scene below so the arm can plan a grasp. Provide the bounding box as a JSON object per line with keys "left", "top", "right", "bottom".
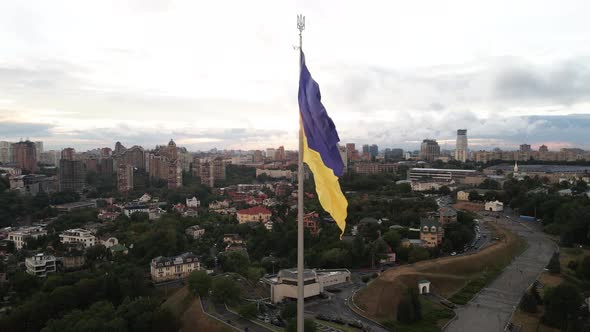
{"left": 354, "top": 221, "right": 526, "bottom": 329}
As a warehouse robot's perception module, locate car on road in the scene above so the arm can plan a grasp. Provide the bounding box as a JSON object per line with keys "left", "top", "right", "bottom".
{"left": 450, "top": 251, "right": 457, "bottom": 256}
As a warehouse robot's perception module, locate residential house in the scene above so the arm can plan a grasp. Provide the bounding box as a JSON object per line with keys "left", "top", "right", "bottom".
{"left": 150, "top": 252, "right": 201, "bottom": 283}
{"left": 236, "top": 206, "right": 272, "bottom": 224}
{"left": 185, "top": 225, "right": 205, "bottom": 239}
{"left": 59, "top": 228, "right": 96, "bottom": 248}
{"left": 8, "top": 226, "right": 47, "bottom": 250}
{"left": 484, "top": 200, "right": 504, "bottom": 212}
{"left": 303, "top": 212, "right": 321, "bottom": 236}
{"left": 439, "top": 207, "right": 457, "bottom": 224}
{"left": 420, "top": 219, "right": 444, "bottom": 248}
{"left": 25, "top": 253, "right": 56, "bottom": 277}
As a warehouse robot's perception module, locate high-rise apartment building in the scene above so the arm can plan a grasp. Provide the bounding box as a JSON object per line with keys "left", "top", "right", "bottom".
{"left": 266, "top": 148, "right": 276, "bottom": 161}
{"left": 338, "top": 145, "right": 348, "bottom": 173}
{"left": 59, "top": 153, "right": 85, "bottom": 192}
{"left": 0, "top": 141, "right": 13, "bottom": 164}
{"left": 117, "top": 164, "right": 134, "bottom": 193}
{"left": 362, "top": 144, "right": 370, "bottom": 155}
{"left": 61, "top": 148, "right": 75, "bottom": 161}
{"left": 275, "top": 146, "right": 285, "bottom": 161}
{"left": 13, "top": 141, "right": 38, "bottom": 173}
{"left": 193, "top": 157, "right": 226, "bottom": 187}
{"left": 519, "top": 144, "right": 531, "bottom": 153}
{"left": 455, "top": 129, "right": 468, "bottom": 162}
{"left": 346, "top": 143, "right": 356, "bottom": 160}
{"left": 369, "top": 144, "right": 379, "bottom": 158}
{"left": 420, "top": 139, "right": 441, "bottom": 162}
{"left": 253, "top": 150, "right": 264, "bottom": 163}
{"left": 34, "top": 141, "right": 43, "bottom": 158}
{"left": 539, "top": 144, "right": 548, "bottom": 153}
{"left": 147, "top": 140, "right": 182, "bottom": 189}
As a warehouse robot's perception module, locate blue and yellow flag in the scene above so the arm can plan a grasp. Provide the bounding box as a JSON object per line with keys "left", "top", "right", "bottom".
{"left": 298, "top": 51, "right": 348, "bottom": 237}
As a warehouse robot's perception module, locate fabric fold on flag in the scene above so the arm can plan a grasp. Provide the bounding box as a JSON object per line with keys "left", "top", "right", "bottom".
{"left": 298, "top": 51, "right": 348, "bottom": 237}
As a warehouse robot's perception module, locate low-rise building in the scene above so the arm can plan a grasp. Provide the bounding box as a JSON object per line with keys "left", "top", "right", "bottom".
{"left": 439, "top": 207, "right": 457, "bottom": 224}
{"left": 123, "top": 203, "right": 149, "bottom": 217}
{"left": 150, "top": 252, "right": 201, "bottom": 283}
{"left": 186, "top": 196, "right": 200, "bottom": 208}
{"left": 185, "top": 225, "right": 205, "bottom": 239}
{"left": 59, "top": 229, "right": 96, "bottom": 248}
{"left": 223, "top": 234, "right": 244, "bottom": 245}
{"left": 484, "top": 200, "right": 504, "bottom": 212}
{"left": 54, "top": 201, "right": 97, "bottom": 212}
{"left": 59, "top": 253, "right": 86, "bottom": 270}
{"left": 303, "top": 212, "right": 321, "bottom": 236}
{"left": 236, "top": 206, "right": 272, "bottom": 224}
{"left": 8, "top": 226, "right": 47, "bottom": 250}
{"left": 401, "top": 238, "right": 425, "bottom": 247}
{"left": 420, "top": 219, "right": 444, "bottom": 248}
{"left": 263, "top": 268, "right": 351, "bottom": 303}
{"left": 25, "top": 253, "right": 56, "bottom": 277}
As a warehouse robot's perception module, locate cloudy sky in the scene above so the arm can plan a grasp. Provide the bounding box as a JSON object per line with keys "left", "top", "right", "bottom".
{"left": 1, "top": 0, "right": 590, "bottom": 152}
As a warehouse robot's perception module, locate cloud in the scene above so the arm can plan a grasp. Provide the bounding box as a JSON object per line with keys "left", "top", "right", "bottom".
{"left": 0, "top": 121, "right": 55, "bottom": 138}
{"left": 493, "top": 58, "right": 590, "bottom": 104}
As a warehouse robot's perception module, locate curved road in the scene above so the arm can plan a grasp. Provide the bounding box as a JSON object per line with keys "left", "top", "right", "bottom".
{"left": 444, "top": 216, "right": 555, "bottom": 332}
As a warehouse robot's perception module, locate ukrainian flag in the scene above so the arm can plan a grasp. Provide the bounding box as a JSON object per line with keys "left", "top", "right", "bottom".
{"left": 298, "top": 51, "right": 348, "bottom": 237}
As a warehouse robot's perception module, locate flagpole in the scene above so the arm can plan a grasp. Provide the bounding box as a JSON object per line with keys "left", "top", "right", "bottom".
{"left": 296, "top": 13, "right": 305, "bottom": 332}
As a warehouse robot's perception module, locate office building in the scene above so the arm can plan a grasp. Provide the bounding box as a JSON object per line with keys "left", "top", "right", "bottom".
{"left": 266, "top": 148, "right": 276, "bottom": 161}
{"left": 263, "top": 268, "right": 351, "bottom": 303}
{"left": 420, "top": 139, "right": 440, "bottom": 162}
{"left": 455, "top": 129, "right": 468, "bottom": 162}
{"left": 13, "top": 141, "right": 37, "bottom": 173}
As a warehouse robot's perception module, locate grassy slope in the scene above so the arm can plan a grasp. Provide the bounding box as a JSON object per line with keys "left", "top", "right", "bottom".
{"left": 355, "top": 221, "right": 526, "bottom": 321}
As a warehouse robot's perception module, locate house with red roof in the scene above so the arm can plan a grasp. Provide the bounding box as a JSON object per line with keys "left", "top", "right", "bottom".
{"left": 236, "top": 206, "right": 272, "bottom": 224}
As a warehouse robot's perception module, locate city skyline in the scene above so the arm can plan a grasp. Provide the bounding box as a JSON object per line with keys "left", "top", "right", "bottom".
{"left": 2, "top": 1, "right": 590, "bottom": 151}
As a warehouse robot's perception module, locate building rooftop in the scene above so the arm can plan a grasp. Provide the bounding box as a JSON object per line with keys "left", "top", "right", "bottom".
{"left": 486, "top": 164, "right": 590, "bottom": 173}
{"left": 237, "top": 206, "right": 271, "bottom": 215}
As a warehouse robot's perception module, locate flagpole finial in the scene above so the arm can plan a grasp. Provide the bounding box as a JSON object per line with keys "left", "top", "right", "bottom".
{"left": 297, "top": 14, "right": 305, "bottom": 33}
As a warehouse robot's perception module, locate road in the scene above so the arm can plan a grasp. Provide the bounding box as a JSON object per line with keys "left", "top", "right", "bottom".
{"left": 305, "top": 280, "right": 390, "bottom": 332}
{"left": 201, "top": 297, "right": 273, "bottom": 332}
{"left": 444, "top": 216, "right": 555, "bottom": 332}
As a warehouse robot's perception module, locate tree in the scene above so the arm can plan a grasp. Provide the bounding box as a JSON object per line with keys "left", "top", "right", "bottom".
{"left": 468, "top": 190, "right": 481, "bottom": 202}
{"left": 211, "top": 277, "right": 241, "bottom": 304}
{"left": 519, "top": 291, "right": 538, "bottom": 313}
{"left": 542, "top": 283, "right": 583, "bottom": 329}
{"left": 575, "top": 255, "right": 590, "bottom": 280}
{"left": 221, "top": 251, "right": 250, "bottom": 276}
{"left": 281, "top": 302, "right": 297, "bottom": 319}
{"left": 383, "top": 230, "right": 401, "bottom": 249}
{"left": 237, "top": 303, "right": 258, "bottom": 319}
{"left": 286, "top": 318, "right": 316, "bottom": 332}
{"left": 546, "top": 252, "right": 561, "bottom": 274}
{"left": 439, "top": 186, "right": 451, "bottom": 195}
{"left": 408, "top": 247, "right": 430, "bottom": 263}
{"left": 188, "top": 270, "right": 212, "bottom": 297}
